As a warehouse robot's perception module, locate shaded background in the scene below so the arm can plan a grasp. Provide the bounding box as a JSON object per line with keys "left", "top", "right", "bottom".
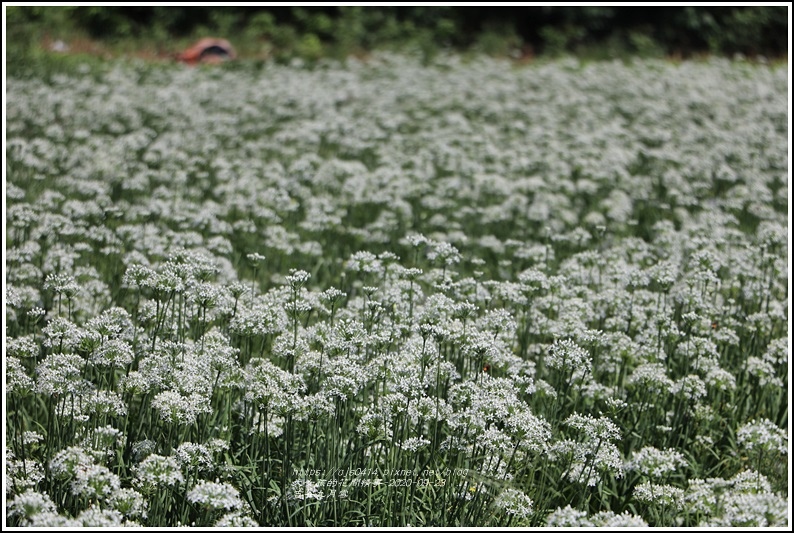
{"left": 7, "top": 5, "right": 790, "bottom": 64}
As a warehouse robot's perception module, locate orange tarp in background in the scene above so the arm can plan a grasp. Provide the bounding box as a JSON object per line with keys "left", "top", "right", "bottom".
{"left": 177, "top": 38, "right": 236, "bottom": 65}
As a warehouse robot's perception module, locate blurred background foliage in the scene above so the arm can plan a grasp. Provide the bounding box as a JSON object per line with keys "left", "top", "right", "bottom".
{"left": 5, "top": 5, "right": 789, "bottom": 69}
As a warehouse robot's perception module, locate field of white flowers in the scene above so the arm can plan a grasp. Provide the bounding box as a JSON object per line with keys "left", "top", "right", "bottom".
{"left": 4, "top": 53, "right": 790, "bottom": 527}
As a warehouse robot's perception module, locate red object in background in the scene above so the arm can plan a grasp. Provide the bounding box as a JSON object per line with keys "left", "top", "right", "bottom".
{"left": 177, "top": 38, "right": 236, "bottom": 65}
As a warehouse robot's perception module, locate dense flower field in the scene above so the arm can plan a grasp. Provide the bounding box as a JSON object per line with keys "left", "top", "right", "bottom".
{"left": 4, "top": 54, "right": 790, "bottom": 527}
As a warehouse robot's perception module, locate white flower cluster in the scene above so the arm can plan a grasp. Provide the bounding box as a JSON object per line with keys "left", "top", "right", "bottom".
{"left": 737, "top": 418, "right": 788, "bottom": 455}
{"left": 133, "top": 454, "right": 185, "bottom": 490}
{"left": 546, "top": 504, "right": 648, "bottom": 527}
{"left": 627, "top": 446, "right": 687, "bottom": 479}
{"left": 493, "top": 488, "right": 534, "bottom": 518}
{"left": 186, "top": 480, "right": 245, "bottom": 511}
{"left": 684, "top": 470, "right": 788, "bottom": 527}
